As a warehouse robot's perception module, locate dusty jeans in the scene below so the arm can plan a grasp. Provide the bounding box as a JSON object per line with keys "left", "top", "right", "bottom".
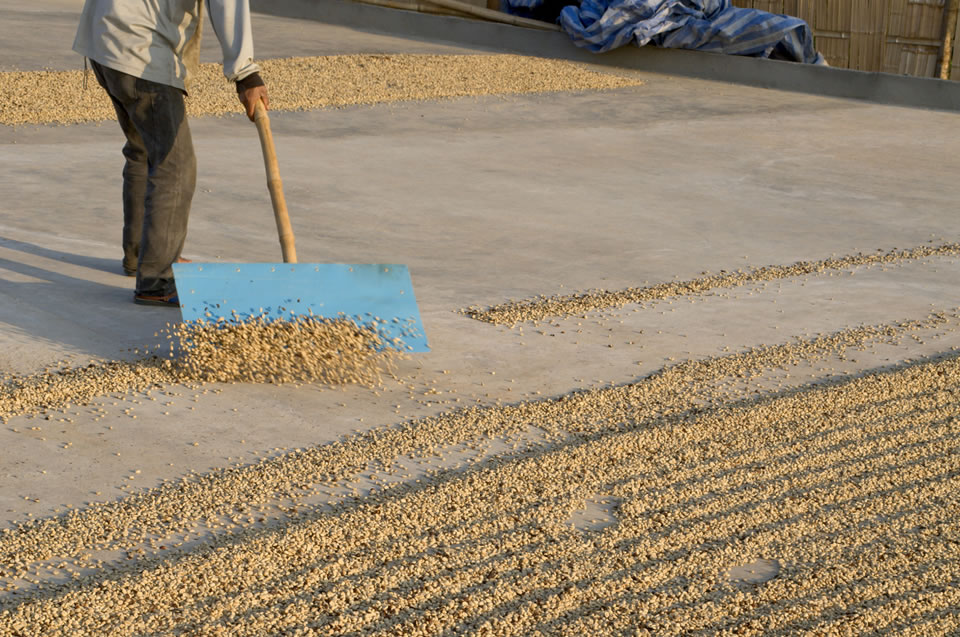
{"left": 92, "top": 61, "right": 195, "bottom": 296}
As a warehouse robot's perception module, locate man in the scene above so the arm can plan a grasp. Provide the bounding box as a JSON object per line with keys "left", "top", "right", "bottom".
{"left": 73, "top": 0, "right": 269, "bottom": 306}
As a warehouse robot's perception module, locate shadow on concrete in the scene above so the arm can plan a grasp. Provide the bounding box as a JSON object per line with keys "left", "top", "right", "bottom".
{"left": 0, "top": 239, "right": 173, "bottom": 361}
{"left": 1, "top": 350, "right": 957, "bottom": 632}
{"left": 0, "top": 255, "right": 127, "bottom": 307}
{"left": 0, "top": 236, "right": 120, "bottom": 276}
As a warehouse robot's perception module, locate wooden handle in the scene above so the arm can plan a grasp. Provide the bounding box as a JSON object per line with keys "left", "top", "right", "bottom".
{"left": 350, "top": 0, "right": 560, "bottom": 30}
{"left": 253, "top": 99, "right": 297, "bottom": 264}
{"left": 418, "top": 0, "right": 560, "bottom": 30}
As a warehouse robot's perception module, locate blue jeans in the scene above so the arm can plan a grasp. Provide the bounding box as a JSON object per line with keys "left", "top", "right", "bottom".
{"left": 92, "top": 61, "right": 195, "bottom": 296}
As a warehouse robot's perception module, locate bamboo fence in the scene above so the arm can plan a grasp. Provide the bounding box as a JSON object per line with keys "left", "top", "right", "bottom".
{"left": 734, "top": 0, "right": 960, "bottom": 78}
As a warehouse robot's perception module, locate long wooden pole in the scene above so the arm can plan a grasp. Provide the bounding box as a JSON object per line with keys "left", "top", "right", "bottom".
{"left": 421, "top": 0, "right": 561, "bottom": 30}
{"left": 352, "top": 0, "right": 561, "bottom": 31}
{"left": 253, "top": 99, "right": 297, "bottom": 264}
{"left": 941, "top": 0, "right": 960, "bottom": 80}
{"left": 352, "top": 0, "right": 435, "bottom": 12}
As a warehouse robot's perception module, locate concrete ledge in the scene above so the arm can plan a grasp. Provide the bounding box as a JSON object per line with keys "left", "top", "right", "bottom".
{"left": 250, "top": 0, "right": 960, "bottom": 112}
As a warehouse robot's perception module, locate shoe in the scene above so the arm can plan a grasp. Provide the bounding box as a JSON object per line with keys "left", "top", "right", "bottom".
{"left": 134, "top": 292, "right": 180, "bottom": 307}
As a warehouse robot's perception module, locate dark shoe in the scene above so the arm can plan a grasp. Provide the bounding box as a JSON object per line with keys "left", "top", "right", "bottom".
{"left": 134, "top": 292, "right": 180, "bottom": 307}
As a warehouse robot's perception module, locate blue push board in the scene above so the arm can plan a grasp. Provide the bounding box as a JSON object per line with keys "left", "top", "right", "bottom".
{"left": 172, "top": 263, "right": 429, "bottom": 352}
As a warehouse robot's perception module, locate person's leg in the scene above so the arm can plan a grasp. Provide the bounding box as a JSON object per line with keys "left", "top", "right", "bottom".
{"left": 90, "top": 62, "right": 148, "bottom": 276}
{"left": 90, "top": 62, "right": 195, "bottom": 298}
{"left": 120, "top": 137, "right": 148, "bottom": 276}
{"left": 131, "top": 79, "right": 196, "bottom": 297}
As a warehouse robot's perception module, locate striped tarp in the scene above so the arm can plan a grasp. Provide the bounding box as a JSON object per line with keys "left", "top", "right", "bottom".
{"left": 505, "top": 0, "right": 824, "bottom": 64}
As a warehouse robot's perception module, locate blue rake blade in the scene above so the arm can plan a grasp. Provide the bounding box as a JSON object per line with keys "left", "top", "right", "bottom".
{"left": 171, "top": 263, "right": 429, "bottom": 353}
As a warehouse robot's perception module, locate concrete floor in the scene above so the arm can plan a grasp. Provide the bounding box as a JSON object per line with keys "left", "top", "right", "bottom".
{"left": 1, "top": 4, "right": 959, "bottom": 529}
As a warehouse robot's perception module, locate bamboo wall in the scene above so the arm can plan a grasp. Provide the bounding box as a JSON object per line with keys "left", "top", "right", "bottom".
{"left": 736, "top": 0, "right": 959, "bottom": 78}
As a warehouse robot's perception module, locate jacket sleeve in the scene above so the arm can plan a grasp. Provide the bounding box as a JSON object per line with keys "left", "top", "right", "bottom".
{"left": 205, "top": 0, "right": 261, "bottom": 82}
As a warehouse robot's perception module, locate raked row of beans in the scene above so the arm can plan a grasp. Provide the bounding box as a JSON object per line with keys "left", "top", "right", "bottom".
{"left": 1, "top": 54, "right": 644, "bottom": 126}
{"left": 1, "top": 314, "right": 958, "bottom": 635}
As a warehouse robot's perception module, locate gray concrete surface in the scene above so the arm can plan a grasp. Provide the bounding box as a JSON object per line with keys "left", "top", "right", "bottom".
{"left": 2, "top": 5, "right": 959, "bottom": 531}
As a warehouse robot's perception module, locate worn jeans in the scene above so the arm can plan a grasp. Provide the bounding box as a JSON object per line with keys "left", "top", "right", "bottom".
{"left": 91, "top": 61, "right": 195, "bottom": 296}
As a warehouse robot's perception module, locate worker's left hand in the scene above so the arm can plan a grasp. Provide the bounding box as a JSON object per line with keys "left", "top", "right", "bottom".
{"left": 239, "top": 85, "right": 269, "bottom": 122}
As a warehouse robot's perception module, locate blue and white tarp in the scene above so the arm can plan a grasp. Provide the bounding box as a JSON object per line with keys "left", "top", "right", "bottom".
{"left": 506, "top": 0, "right": 824, "bottom": 64}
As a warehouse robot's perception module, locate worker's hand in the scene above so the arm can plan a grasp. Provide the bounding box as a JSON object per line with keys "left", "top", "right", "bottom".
{"left": 239, "top": 85, "right": 269, "bottom": 122}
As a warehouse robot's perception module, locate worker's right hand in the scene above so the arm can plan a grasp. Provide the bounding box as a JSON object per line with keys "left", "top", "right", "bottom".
{"left": 240, "top": 85, "right": 269, "bottom": 122}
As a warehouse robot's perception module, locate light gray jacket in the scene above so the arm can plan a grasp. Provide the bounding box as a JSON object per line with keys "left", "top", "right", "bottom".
{"left": 73, "top": 0, "right": 261, "bottom": 91}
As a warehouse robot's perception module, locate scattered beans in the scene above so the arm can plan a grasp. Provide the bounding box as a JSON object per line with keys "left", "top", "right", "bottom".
{"left": 464, "top": 243, "right": 960, "bottom": 325}
{"left": 0, "top": 315, "right": 957, "bottom": 634}
{"left": 170, "top": 315, "right": 402, "bottom": 386}
{"left": 0, "top": 317, "right": 402, "bottom": 423}
{"left": 0, "top": 55, "right": 644, "bottom": 126}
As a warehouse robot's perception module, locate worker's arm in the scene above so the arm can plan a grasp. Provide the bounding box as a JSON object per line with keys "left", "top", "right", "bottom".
{"left": 206, "top": 0, "right": 268, "bottom": 120}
